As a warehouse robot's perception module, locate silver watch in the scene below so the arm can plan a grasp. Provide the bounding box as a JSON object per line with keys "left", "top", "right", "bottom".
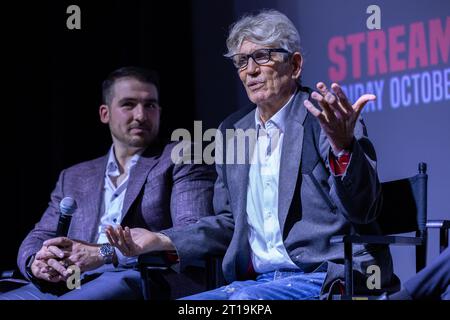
{"left": 99, "top": 243, "right": 115, "bottom": 264}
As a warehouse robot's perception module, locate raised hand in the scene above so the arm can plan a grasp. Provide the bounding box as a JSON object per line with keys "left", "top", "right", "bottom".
{"left": 304, "top": 82, "right": 375, "bottom": 155}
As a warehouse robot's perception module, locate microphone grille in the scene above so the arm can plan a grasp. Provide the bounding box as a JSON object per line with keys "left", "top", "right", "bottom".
{"left": 59, "top": 197, "right": 77, "bottom": 216}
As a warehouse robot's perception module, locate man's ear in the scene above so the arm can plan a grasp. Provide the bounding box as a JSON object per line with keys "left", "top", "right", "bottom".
{"left": 291, "top": 52, "right": 303, "bottom": 80}
{"left": 99, "top": 104, "right": 110, "bottom": 124}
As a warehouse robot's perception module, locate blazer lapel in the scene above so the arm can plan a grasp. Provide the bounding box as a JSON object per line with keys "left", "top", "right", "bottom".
{"left": 121, "top": 147, "right": 160, "bottom": 222}
{"left": 278, "top": 89, "right": 309, "bottom": 232}
{"left": 83, "top": 157, "right": 108, "bottom": 243}
{"left": 228, "top": 109, "right": 256, "bottom": 222}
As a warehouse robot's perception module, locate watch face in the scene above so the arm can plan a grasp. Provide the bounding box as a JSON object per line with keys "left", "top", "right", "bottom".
{"left": 101, "top": 244, "right": 114, "bottom": 257}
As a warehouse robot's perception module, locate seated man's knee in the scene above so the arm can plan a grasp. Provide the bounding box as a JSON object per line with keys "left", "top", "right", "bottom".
{"left": 228, "top": 286, "right": 262, "bottom": 300}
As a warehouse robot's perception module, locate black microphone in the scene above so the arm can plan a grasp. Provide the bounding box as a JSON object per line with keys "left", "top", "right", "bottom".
{"left": 55, "top": 197, "right": 77, "bottom": 237}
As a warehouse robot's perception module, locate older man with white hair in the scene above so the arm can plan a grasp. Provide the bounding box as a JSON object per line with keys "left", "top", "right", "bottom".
{"left": 107, "top": 9, "right": 396, "bottom": 300}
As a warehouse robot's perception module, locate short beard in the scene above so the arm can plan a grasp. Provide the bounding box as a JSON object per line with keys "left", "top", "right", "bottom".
{"left": 127, "top": 134, "right": 157, "bottom": 148}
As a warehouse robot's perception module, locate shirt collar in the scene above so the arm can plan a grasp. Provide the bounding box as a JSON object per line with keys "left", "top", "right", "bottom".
{"left": 106, "top": 146, "right": 142, "bottom": 177}
{"left": 254, "top": 91, "right": 296, "bottom": 133}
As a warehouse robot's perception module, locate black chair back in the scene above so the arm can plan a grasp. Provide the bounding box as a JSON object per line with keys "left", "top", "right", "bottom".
{"left": 377, "top": 163, "right": 428, "bottom": 236}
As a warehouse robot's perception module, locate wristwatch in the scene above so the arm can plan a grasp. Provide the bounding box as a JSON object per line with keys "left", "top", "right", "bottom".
{"left": 99, "top": 243, "right": 115, "bottom": 264}
{"left": 25, "top": 253, "right": 37, "bottom": 279}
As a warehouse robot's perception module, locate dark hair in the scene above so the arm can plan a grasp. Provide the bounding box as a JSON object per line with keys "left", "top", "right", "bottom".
{"left": 102, "top": 66, "right": 160, "bottom": 105}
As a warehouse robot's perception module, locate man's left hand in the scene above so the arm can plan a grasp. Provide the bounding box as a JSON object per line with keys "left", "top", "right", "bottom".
{"left": 304, "top": 82, "right": 375, "bottom": 154}
{"left": 105, "top": 226, "right": 175, "bottom": 256}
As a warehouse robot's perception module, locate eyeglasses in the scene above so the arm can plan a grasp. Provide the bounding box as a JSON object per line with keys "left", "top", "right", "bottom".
{"left": 230, "top": 48, "right": 290, "bottom": 70}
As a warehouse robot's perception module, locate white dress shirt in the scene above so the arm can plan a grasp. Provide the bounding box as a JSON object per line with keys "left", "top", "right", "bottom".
{"left": 92, "top": 147, "right": 144, "bottom": 267}
{"left": 95, "top": 147, "right": 141, "bottom": 245}
{"left": 246, "top": 93, "right": 300, "bottom": 274}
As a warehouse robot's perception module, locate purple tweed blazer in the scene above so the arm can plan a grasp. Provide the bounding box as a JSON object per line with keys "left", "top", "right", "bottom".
{"left": 17, "top": 142, "right": 216, "bottom": 278}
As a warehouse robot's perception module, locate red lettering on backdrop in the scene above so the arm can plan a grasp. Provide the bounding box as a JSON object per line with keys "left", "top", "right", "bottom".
{"left": 429, "top": 17, "right": 450, "bottom": 65}
{"left": 367, "top": 30, "right": 388, "bottom": 77}
{"left": 327, "top": 16, "right": 449, "bottom": 82}
{"left": 408, "top": 22, "right": 428, "bottom": 69}
{"left": 328, "top": 36, "right": 347, "bottom": 82}
{"left": 346, "top": 33, "right": 365, "bottom": 79}
{"left": 389, "top": 25, "right": 407, "bottom": 73}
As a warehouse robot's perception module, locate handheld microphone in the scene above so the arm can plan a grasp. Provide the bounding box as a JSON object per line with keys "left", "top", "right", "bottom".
{"left": 55, "top": 197, "right": 77, "bottom": 237}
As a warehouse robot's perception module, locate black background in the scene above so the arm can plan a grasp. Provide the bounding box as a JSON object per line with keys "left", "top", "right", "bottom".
{"left": 3, "top": 0, "right": 238, "bottom": 271}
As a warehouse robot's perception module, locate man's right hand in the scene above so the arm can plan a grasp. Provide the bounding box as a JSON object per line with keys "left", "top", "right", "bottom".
{"left": 31, "top": 244, "right": 71, "bottom": 283}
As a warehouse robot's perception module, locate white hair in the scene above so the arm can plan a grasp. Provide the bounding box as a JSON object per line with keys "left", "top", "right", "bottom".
{"left": 225, "top": 9, "right": 302, "bottom": 57}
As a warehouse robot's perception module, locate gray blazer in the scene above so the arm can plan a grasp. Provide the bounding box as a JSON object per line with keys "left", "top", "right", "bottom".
{"left": 165, "top": 87, "right": 395, "bottom": 297}
{"left": 18, "top": 142, "right": 216, "bottom": 279}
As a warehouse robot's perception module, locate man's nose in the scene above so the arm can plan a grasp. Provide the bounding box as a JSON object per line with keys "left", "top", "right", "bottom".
{"left": 246, "top": 57, "right": 259, "bottom": 74}
{"left": 134, "top": 104, "right": 147, "bottom": 122}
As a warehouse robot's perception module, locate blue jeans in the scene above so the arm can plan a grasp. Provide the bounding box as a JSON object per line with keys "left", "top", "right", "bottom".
{"left": 181, "top": 267, "right": 327, "bottom": 300}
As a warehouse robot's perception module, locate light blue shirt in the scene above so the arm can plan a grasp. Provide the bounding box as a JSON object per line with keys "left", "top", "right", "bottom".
{"left": 246, "top": 93, "right": 299, "bottom": 273}
{"left": 96, "top": 146, "right": 141, "bottom": 266}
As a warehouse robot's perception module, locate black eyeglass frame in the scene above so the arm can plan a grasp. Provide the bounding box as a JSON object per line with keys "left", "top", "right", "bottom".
{"left": 229, "top": 48, "right": 290, "bottom": 70}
